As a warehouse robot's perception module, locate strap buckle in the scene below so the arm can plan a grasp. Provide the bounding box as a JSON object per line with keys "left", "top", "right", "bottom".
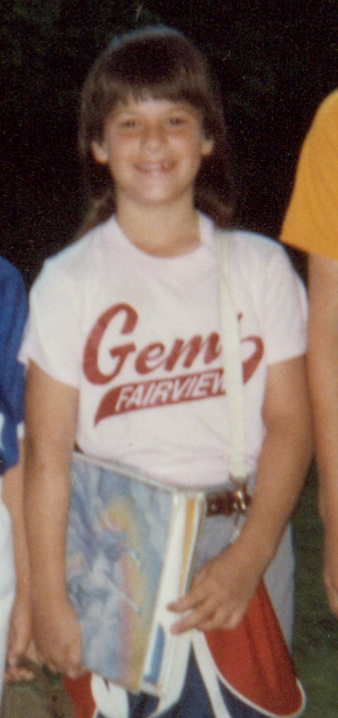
{"left": 206, "top": 484, "right": 251, "bottom": 517}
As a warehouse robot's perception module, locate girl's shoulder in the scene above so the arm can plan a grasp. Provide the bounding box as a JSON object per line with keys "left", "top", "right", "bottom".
{"left": 218, "top": 227, "right": 295, "bottom": 270}
{"left": 215, "top": 226, "right": 305, "bottom": 307}
{"left": 38, "top": 216, "right": 118, "bottom": 281}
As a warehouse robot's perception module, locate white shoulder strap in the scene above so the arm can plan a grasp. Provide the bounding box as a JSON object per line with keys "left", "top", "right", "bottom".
{"left": 215, "top": 230, "right": 247, "bottom": 483}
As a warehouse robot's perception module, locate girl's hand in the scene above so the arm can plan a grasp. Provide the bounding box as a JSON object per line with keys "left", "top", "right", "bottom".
{"left": 5, "top": 589, "right": 35, "bottom": 682}
{"left": 168, "top": 542, "right": 260, "bottom": 634}
{"left": 32, "top": 592, "right": 83, "bottom": 678}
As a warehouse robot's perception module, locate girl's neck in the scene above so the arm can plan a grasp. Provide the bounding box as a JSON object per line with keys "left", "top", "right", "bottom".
{"left": 115, "top": 202, "right": 201, "bottom": 258}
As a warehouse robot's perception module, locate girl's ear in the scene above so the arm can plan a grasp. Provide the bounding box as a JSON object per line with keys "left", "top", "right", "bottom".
{"left": 91, "top": 140, "right": 109, "bottom": 165}
{"left": 201, "top": 137, "right": 214, "bottom": 157}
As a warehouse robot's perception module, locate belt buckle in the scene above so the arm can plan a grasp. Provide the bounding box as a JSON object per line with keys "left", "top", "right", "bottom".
{"left": 206, "top": 483, "right": 251, "bottom": 517}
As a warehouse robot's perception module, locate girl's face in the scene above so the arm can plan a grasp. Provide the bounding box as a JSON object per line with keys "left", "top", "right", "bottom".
{"left": 91, "top": 96, "right": 213, "bottom": 213}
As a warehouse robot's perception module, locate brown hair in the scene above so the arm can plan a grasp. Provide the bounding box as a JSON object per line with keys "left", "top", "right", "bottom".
{"left": 77, "top": 26, "right": 234, "bottom": 236}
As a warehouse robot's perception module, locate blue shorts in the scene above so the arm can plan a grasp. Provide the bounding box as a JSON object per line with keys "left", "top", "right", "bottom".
{"left": 97, "top": 649, "right": 264, "bottom": 718}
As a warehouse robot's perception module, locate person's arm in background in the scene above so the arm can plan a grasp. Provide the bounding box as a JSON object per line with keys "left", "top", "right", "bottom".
{"left": 0, "top": 262, "right": 35, "bottom": 680}
{"left": 280, "top": 90, "right": 338, "bottom": 615}
{"left": 308, "top": 254, "right": 338, "bottom": 617}
{"left": 2, "top": 439, "right": 35, "bottom": 680}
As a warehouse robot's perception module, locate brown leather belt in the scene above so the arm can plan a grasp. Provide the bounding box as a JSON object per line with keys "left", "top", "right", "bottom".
{"left": 206, "top": 486, "right": 251, "bottom": 517}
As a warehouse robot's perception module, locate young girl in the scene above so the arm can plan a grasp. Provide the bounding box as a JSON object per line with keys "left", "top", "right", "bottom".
{"left": 21, "top": 26, "right": 311, "bottom": 718}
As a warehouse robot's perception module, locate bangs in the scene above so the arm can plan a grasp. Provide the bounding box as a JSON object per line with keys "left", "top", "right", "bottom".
{"left": 99, "top": 72, "right": 210, "bottom": 114}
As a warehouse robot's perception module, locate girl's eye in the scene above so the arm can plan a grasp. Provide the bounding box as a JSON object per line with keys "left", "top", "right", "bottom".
{"left": 168, "top": 116, "right": 186, "bottom": 126}
{"left": 118, "top": 118, "right": 139, "bottom": 129}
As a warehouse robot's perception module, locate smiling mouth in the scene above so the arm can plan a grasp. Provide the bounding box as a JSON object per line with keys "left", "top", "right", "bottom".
{"left": 136, "top": 161, "right": 174, "bottom": 174}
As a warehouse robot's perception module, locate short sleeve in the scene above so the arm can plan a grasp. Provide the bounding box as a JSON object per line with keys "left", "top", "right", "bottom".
{"left": 20, "top": 259, "right": 83, "bottom": 388}
{"left": 228, "top": 232, "right": 307, "bottom": 367}
{"left": 262, "top": 243, "right": 307, "bottom": 364}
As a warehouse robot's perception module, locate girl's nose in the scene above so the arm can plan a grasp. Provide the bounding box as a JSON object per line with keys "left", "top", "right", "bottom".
{"left": 141, "top": 122, "right": 166, "bottom": 148}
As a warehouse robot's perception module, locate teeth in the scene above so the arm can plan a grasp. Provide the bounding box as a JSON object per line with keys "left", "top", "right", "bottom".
{"left": 139, "top": 162, "right": 171, "bottom": 171}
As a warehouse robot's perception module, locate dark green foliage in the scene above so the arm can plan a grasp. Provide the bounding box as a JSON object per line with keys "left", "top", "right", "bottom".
{"left": 293, "top": 464, "right": 338, "bottom": 717}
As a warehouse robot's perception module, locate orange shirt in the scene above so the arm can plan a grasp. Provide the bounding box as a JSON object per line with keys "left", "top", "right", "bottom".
{"left": 281, "top": 90, "right": 338, "bottom": 260}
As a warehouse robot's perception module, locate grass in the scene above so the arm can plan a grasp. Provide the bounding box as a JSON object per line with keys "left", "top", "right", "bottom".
{"left": 292, "top": 462, "right": 338, "bottom": 717}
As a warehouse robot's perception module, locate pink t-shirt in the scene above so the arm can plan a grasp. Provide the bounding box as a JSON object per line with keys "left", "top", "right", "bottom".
{"left": 20, "top": 213, "right": 306, "bottom": 487}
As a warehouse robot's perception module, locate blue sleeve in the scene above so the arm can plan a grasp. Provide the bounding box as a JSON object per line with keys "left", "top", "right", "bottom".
{"left": 0, "top": 259, "right": 27, "bottom": 473}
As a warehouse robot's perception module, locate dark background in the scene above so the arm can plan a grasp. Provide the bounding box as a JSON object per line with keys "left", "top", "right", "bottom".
{"left": 1, "top": 0, "right": 337, "bottom": 286}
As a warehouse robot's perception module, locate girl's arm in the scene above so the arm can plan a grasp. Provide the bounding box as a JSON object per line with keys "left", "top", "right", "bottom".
{"left": 170, "top": 354, "right": 312, "bottom": 633}
{"left": 24, "top": 361, "right": 82, "bottom": 677}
